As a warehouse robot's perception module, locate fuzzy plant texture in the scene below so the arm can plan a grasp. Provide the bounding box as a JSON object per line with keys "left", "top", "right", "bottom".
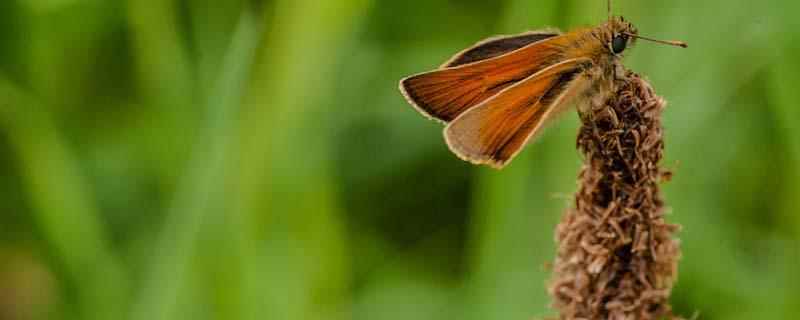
{"left": 549, "top": 70, "right": 682, "bottom": 320}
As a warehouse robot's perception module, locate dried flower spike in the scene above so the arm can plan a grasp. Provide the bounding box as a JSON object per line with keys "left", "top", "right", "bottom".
{"left": 549, "top": 70, "right": 682, "bottom": 320}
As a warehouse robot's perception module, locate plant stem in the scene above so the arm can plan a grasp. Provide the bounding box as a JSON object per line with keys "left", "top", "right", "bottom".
{"left": 549, "top": 71, "right": 682, "bottom": 320}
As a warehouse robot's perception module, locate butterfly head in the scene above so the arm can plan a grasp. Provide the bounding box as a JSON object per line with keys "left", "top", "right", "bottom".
{"left": 603, "top": 16, "right": 687, "bottom": 53}
{"left": 604, "top": 16, "right": 638, "bottom": 55}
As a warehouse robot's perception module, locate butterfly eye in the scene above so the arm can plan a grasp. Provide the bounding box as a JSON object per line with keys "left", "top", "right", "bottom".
{"left": 611, "top": 34, "right": 628, "bottom": 54}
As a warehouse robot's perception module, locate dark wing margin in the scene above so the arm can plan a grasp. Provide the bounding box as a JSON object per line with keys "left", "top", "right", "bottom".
{"left": 441, "top": 29, "right": 561, "bottom": 68}
{"left": 443, "top": 58, "right": 591, "bottom": 168}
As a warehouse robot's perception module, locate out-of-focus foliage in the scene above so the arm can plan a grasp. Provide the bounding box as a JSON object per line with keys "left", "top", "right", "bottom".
{"left": 0, "top": 0, "right": 797, "bottom": 319}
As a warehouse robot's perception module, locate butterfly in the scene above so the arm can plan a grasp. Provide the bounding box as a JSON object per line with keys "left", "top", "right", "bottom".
{"left": 399, "top": 3, "right": 685, "bottom": 169}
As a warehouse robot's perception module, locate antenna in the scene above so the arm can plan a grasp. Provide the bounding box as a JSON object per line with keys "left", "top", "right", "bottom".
{"left": 623, "top": 32, "right": 688, "bottom": 48}
{"left": 608, "top": 0, "right": 612, "bottom": 21}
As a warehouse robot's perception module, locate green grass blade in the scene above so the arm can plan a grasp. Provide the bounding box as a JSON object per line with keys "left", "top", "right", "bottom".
{"left": 0, "top": 78, "right": 129, "bottom": 320}
{"left": 130, "top": 8, "right": 262, "bottom": 320}
{"left": 232, "top": 1, "right": 373, "bottom": 319}
{"left": 463, "top": 1, "right": 581, "bottom": 319}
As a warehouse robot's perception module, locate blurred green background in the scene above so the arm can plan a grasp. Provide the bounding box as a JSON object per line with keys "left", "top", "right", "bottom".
{"left": 0, "top": 0, "right": 798, "bottom": 319}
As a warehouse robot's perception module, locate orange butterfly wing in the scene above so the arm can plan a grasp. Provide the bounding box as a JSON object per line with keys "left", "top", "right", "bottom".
{"left": 444, "top": 58, "right": 591, "bottom": 168}
{"left": 399, "top": 30, "right": 573, "bottom": 123}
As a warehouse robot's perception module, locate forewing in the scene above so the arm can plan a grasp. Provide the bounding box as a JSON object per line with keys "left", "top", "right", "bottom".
{"left": 441, "top": 29, "right": 561, "bottom": 68}
{"left": 399, "top": 31, "right": 574, "bottom": 123}
{"left": 444, "top": 58, "right": 591, "bottom": 168}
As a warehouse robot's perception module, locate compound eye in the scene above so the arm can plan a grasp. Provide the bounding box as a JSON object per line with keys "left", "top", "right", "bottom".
{"left": 612, "top": 34, "right": 628, "bottom": 54}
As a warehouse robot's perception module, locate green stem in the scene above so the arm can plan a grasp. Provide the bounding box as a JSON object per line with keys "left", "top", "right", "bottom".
{"left": 232, "top": 1, "right": 372, "bottom": 319}
{"left": 463, "top": 2, "right": 577, "bottom": 319}
{"left": 0, "top": 79, "right": 128, "bottom": 320}
{"left": 130, "top": 8, "right": 262, "bottom": 320}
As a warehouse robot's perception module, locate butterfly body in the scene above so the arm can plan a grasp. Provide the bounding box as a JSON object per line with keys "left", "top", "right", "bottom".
{"left": 399, "top": 17, "right": 641, "bottom": 168}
